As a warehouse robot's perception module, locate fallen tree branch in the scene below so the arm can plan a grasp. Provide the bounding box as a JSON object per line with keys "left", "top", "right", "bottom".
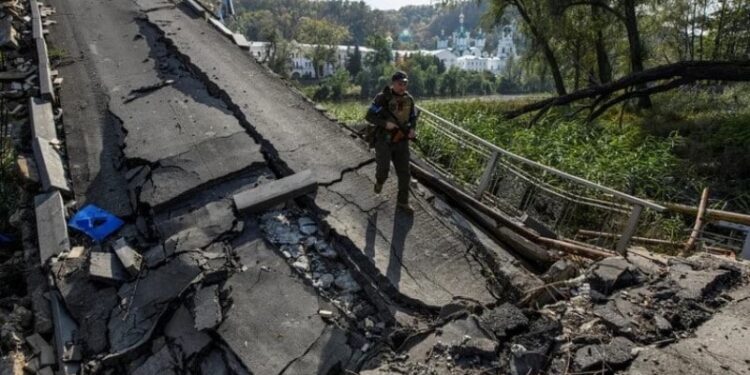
{"left": 504, "top": 60, "right": 750, "bottom": 119}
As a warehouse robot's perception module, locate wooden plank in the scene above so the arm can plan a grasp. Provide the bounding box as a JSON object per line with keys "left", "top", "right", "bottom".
{"left": 30, "top": 97, "right": 56, "bottom": 141}
{"left": 32, "top": 137, "right": 70, "bottom": 192}
{"left": 233, "top": 170, "right": 317, "bottom": 213}
{"left": 34, "top": 191, "right": 70, "bottom": 265}
{"left": 36, "top": 38, "right": 55, "bottom": 102}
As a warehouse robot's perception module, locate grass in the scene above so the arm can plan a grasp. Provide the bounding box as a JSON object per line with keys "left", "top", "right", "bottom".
{"left": 323, "top": 85, "right": 750, "bottom": 212}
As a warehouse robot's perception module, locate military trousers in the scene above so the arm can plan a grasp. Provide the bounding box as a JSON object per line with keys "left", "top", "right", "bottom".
{"left": 375, "top": 136, "right": 411, "bottom": 204}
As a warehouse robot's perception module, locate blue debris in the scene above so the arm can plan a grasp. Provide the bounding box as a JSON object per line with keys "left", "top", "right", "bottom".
{"left": 68, "top": 204, "right": 124, "bottom": 242}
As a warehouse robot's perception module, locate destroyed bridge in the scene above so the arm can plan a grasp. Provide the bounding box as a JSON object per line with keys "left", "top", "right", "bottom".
{"left": 3, "top": 0, "right": 750, "bottom": 374}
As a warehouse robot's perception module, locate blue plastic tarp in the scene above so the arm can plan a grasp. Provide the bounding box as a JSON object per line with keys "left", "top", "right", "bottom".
{"left": 68, "top": 204, "right": 124, "bottom": 242}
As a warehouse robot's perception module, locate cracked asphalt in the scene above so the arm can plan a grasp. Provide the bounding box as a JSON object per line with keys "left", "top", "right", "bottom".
{"left": 42, "top": 0, "right": 545, "bottom": 371}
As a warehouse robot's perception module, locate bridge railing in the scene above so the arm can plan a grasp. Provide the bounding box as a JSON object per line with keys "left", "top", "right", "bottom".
{"left": 413, "top": 106, "right": 745, "bottom": 255}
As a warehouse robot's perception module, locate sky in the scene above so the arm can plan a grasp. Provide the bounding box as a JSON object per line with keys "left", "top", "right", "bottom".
{"left": 362, "top": 0, "right": 436, "bottom": 10}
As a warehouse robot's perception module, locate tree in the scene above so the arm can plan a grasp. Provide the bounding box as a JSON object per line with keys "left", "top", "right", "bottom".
{"left": 365, "top": 35, "right": 393, "bottom": 67}
{"left": 346, "top": 45, "right": 363, "bottom": 78}
{"left": 485, "top": 0, "right": 568, "bottom": 95}
{"left": 295, "top": 17, "right": 350, "bottom": 79}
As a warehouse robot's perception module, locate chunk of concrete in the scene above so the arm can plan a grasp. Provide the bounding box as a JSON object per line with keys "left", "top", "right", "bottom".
{"left": 48, "top": 292, "right": 81, "bottom": 375}
{"left": 32, "top": 137, "right": 70, "bottom": 192}
{"left": 483, "top": 303, "right": 529, "bottom": 338}
{"left": 193, "top": 285, "right": 221, "bottom": 331}
{"left": 217, "top": 227, "right": 331, "bottom": 375}
{"left": 108, "top": 253, "right": 202, "bottom": 352}
{"left": 200, "top": 349, "right": 229, "bottom": 375}
{"left": 34, "top": 191, "right": 69, "bottom": 265}
{"left": 25, "top": 333, "right": 54, "bottom": 367}
{"left": 29, "top": 97, "right": 57, "bottom": 141}
{"left": 88, "top": 252, "right": 128, "bottom": 284}
{"left": 574, "top": 336, "right": 635, "bottom": 371}
{"left": 139, "top": 132, "right": 264, "bottom": 208}
{"left": 588, "top": 257, "right": 641, "bottom": 295}
{"left": 132, "top": 345, "right": 178, "bottom": 375}
{"left": 233, "top": 169, "right": 317, "bottom": 213}
{"left": 669, "top": 265, "right": 732, "bottom": 300}
{"left": 156, "top": 199, "right": 237, "bottom": 255}
{"left": 406, "top": 315, "right": 497, "bottom": 363}
{"left": 231, "top": 33, "right": 250, "bottom": 49}
{"left": 0, "top": 16, "right": 18, "bottom": 50}
{"left": 112, "top": 238, "right": 143, "bottom": 277}
{"left": 164, "top": 305, "right": 211, "bottom": 358}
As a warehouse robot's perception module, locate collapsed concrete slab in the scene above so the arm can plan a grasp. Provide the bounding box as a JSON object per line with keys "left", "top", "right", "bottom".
{"left": 317, "top": 166, "right": 498, "bottom": 308}
{"left": 192, "top": 285, "right": 221, "bottom": 331}
{"left": 217, "top": 226, "right": 353, "bottom": 375}
{"left": 108, "top": 252, "right": 202, "bottom": 353}
{"left": 155, "top": 199, "right": 237, "bottom": 255}
{"left": 112, "top": 80, "right": 247, "bottom": 164}
{"left": 164, "top": 304, "right": 211, "bottom": 359}
{"left": 626, "top": 298, "right": 750, "bottom": 375}
{"left": 139, "top": 132, "right": 265, "bottom": 208}
{"left": 142, "top": 5, "right": 373, "bottom": 185}
{"left": 51, "top": 257, "right": 118, "bottom": 354}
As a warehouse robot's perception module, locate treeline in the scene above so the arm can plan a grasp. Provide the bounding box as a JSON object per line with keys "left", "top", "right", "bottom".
{"left": 229, "top": 0, "right": 489, "bottom": 49}
{"left": 312, "top": 46, "right": 537, "bottom": 101}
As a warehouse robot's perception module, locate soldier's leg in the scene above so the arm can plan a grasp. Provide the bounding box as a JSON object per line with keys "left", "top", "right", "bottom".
{"left": 392, "top": 141, "right": 411, "bottom": 204}
{"left": 374, "top": 139, "right": 391, "bottom": 186}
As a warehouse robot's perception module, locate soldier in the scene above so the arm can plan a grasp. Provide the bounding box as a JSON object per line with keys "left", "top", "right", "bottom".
{"left": 365, "top": 71, "right": 418, "bottom": 214}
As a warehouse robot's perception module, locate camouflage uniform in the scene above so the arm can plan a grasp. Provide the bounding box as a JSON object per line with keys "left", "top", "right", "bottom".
{"left": 365, "top": 85, "right": 418, "bottom": 205}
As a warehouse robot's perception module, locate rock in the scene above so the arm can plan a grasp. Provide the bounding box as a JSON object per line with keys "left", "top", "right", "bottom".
{"left": 292, "top": 256, "right": 310, "bottom": 272}
{"left": 484, "top": 303, "right": 529, "bottom": 338}
{"left": 164, "top": 305, "right": 211, "bottom": 358}
{"left": 132, "top": 345, "right": 179, "bottom": 375}
{"left": 200, "top": 349, "right": 229, "bottom": 375}
{"left": 0, "top": 16, "right": 18, "bottom": 49}
{"left": 108, "top": 253, "right": 202, "bottom": 352}
{"left": 654, "top": 314, "right": 672, "bottom": 332}
{"left": 588, "top": 257, "right": 641, "bottom": 295}
{"left": 334, "top": 271, "right": 361, "bottom": 292}
{"left": 593, "top": 300, "right": 636, "bottom": 336}
{"left": 193, "top": 285, "right": 222, "bottom": 331}
{"left": 453, "top": 337, "right": 498, "bottom": 359}
{"left": 112, "top": 238, "right": 143, "bottom": 277}
{"left": 510, "top": 318, "right": 561, "bottom": 375}
{"left": 314, "top": 273, "right": 334, "bottom": 289}
{"left": 25, "top": 333, "right": 54, "bottom": 367}
{"left": 542, "top": 259, "right": 579, "bottom": 283}
{"left": 574, "top": 336, "right": 636, "bottom": 371}
{"left": 669, "top": 264, "right": 732, "bottom": 300}
{"left": 298, "top": 217, "right": 317, "bottom": 235}
{"left": 88, "top": 251, "right": 129, "bottom": 284}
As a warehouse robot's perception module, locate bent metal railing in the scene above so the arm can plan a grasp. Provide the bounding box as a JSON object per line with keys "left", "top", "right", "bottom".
{"left": 412, "top": 106, "right": 745, "bottom": 255}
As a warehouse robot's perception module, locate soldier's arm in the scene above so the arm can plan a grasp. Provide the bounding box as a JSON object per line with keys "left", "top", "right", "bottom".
{"left": 365, "top": 94, "right": 388, "bottom": 129}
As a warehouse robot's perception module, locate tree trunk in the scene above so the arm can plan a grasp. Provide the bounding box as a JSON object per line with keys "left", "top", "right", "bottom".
{"left": 622, "top": 0, "right": 651, "bottom": 108}
{"left": 515, "top": 1, "right": 567, "bottom": 95}
{"left": 712, "top": 0, "right": 727, "bottom": 60}
{"left": 592, "top": 5, "right": 612, "bottom": 84}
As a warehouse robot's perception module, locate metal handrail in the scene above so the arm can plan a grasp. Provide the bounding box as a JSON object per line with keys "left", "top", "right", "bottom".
{"left": 417, "top": 106, "right": 666, "bottom": 212}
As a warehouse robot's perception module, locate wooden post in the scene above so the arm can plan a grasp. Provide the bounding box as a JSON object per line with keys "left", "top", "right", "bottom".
{"left": 616, "top": 204, "right": 643, "bottom": 255}
{"left": 683, "top": 187, "right": 710, "bottom": 256}
{"left": 475, "top": 151, "right": 499, "bottom": 199}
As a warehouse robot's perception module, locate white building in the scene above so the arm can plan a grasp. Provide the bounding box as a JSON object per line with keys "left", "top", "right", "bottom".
{"left": 245, "top": 13, "right": 518, "bottom": 78}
